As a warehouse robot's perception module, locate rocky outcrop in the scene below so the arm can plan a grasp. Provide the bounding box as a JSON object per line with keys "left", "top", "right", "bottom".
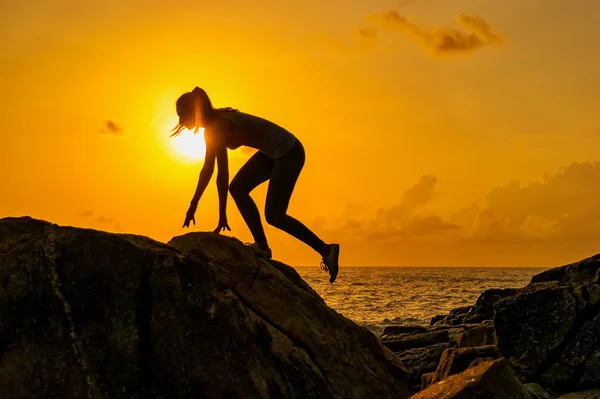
{"left": 458, "top": 321, "right": 495, "bottom": 348}
{"left": 494, "top": 255, "right": 600, "bottom": 392}
{"left": 396, "top": 342, "right": 453, "bottom": 392}
{"left": 411, "top": 358, "right": 535, "bottom": 399}
{"left": 385, "top": 254, "right": 600, "bottom": 398}
{"left": 0, "top": 217, "right": 411, "bottom": 399}
{"left": 558, "top": 390, "right": 600, "bottom": 399}
{"left": 381, "top": 331, "right": 450, "bottom": 352}
{"left": 421, "top": 345, "right": 501, "bottom": 389}
{"left": 382, "top": 325, "right": 428, "bottom": 336}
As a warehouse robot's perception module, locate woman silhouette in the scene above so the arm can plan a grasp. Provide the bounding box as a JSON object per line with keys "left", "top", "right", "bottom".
{"left": 172, "top": 87, "right": 339, "bottom": 283}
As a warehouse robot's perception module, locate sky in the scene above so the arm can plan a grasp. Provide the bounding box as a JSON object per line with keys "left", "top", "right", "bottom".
{"left": 2, "top": 0, "right": 600, "bottom": 267}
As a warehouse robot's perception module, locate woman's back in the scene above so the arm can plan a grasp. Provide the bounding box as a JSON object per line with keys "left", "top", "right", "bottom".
{"left": 215, "top": 110, "right": 297, "bottom": 159}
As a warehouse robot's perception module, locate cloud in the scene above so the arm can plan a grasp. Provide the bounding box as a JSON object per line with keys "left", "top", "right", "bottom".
{"left": 317, "top": 175, "right": 458, "bottom": 240}
{"left": 78, "top": 211, "right": 121, "bottom": 231}
{"left": 308, "top": 161, "right": 600, "bottom": 266}
{"left": 99, "top": 120, "right": 124, "bottom": 136}
{"left": 319, "top": 162, "right": 600, "bottom": 249}
{"left": 97, "top": 216, "right": 112, "bottom": 223}
{"left": 357, "top": 10, "right": 502, "bottom": 55}
{"left": 374, "top": 175, "right": 438, "bottom": 227}
{"left": 454, "top": 161, "right": 600, "bottom": 244}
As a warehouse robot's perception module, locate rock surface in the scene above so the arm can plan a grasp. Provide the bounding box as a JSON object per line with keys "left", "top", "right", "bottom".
{"left": 387, "top": 254, "right": 600, "bottom": 398}
{"left": 381, "top": 331, "right": 450, "bottom": 352}
{"left": 0, "top": 217, "right": 411, "bottom": 399}
{"left": 558, "top": 390, "right": 600, "bottom": 399}
{"left": 410, "top": 358, "right": 534, "bottom": 399}
{"left": 422, "top": 345, "right": 501, "bottom": 389}
{"left": 458, "top": 321, "right": 495, "bottom": 348}
{"left": 382, "top": 325, "right": 428, "bottom": 336}
{"left": 494, "top": 255, "right": 600, "bottom": 392}
{"left": 396, "top": 342, "right": 452, "bottom": 391}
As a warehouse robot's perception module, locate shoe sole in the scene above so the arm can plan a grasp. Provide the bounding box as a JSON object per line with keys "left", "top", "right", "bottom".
{"left": 328, "top": 244, "right": 340, "bottom": 284}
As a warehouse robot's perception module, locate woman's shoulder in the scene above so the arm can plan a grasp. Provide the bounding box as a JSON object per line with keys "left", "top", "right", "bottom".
{"left": 204, "top": 118, "right": 232, "bottom": 142}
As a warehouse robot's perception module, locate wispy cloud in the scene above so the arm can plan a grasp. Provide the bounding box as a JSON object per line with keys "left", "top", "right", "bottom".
{"left": 99, "top": 120, "right": 124, "bottom": 136}
{"left": 315, "top": 175, "right": 459, "bottom": 240}
{"left": 97, "top": 216, "right": 112, "bottom": 223}
{"left": 356, "top": 10, "right": 503, "bottom": 55}
{"left": 78, "top": 210, "right": 123, "bottom": 232}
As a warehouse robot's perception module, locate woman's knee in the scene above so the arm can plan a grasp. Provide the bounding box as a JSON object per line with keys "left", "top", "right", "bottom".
{"left": 264, "top": 207, "right": 285, "bottom": 227}
{"left": 229, "top": 179, "right": 248, "bottom": 199}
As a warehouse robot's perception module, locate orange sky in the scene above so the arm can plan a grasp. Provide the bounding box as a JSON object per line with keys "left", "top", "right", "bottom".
{"left": 2, "top": 0, "right": 600, "bottom": 267}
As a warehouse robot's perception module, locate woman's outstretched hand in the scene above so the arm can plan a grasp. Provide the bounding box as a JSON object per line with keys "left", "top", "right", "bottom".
{"left": 214, "top": 216, "right": 231, "bottom": 233}
{"left": 182, "top": 202, "right": 198, "bottom": 228}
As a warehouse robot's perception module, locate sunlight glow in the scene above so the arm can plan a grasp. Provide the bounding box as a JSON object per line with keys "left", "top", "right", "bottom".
{"left": 171, "top": 128, "right": 206, "bottom": 160}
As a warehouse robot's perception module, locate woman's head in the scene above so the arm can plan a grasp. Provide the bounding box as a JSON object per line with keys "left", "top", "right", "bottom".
{"left": 171, "top": 87, "right": 214, "bottom": 137}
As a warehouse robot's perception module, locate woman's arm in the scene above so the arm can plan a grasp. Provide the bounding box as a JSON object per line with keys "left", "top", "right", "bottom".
{"left": 183, "top": 141, "right": 216, "bottom": 228}
{"left": 191, "top": 144, "right": 216, "bottom": 204}
{"left": 216, "top": 146, "right": 229, "bottom": 219}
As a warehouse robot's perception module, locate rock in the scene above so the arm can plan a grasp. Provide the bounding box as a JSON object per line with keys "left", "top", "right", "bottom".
{"left": 581, "top": 349, "right": 600, "bottom": 386}
{"left": 381, "top": 330, "right": 449, "bottom": 352}
{"left": 495, "top": 282, "right": 577, "bottom": 380}
{"left": 531, "top": 254, "right": 600, "bottom": 285}
{"left": 410, "top": 358, "right": 534, "bottom": 399}
{"left": 458, "top": 322, "right": 495, "bottom": 348}
{"left": 427, "top": 324, "right": 474, "bottom": 345}
{"left": 531, "top": 265, "right": 570, "bottom": 284}
{"left": 494, "top": 254, "right": 600, "bottom": 392}
{"left": 523, "top": 383, "right": 554, "bottom": 399}
{"left": 0, "top": 217, "right": 412, "bottom": 399}
{"left": 463, "top": 288, "right": 519, "bottom": 323}
{"left": 558, "top": 390, "right": 600, "bottom": 399}
{"left": 396, "top": 342, "right": 450, "bottom": 391}
{"left": 382, "top": 325, "right": 428, "bottom": 337}
{"left": 423, "top": 345, "right": 500, "bottom": 389}
{"left": 450, "top": 306, "right": 472, "bottom": 315}
{"left": 540, "top": 312, "right": 600, "bottom": 389}
{"left": 421, "top": 372, "right": 435, "bottom": 390}
{"left": 429, "top": 306, "right": 473, "bottom": 326}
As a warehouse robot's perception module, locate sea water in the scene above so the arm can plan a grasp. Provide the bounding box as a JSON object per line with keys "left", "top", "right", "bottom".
{"left": 296, "top": 266, "right": 548, "bottom": 335}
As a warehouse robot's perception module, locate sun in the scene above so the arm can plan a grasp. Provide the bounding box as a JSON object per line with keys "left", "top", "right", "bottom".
{"left": 171, "top": 128, "right": 206, "bottom": 160}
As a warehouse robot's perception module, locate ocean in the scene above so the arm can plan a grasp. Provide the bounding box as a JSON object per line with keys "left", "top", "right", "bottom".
{"left": 295, "top": 266, "right": 549, "bottom": 335}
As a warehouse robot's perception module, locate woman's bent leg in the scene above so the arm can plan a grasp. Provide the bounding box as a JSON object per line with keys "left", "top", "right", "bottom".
{"left": 229, "top": 151, "right": 274, "bottom": 245}
{"left": 264, "top": 141, "right": 327, "bottom": 255}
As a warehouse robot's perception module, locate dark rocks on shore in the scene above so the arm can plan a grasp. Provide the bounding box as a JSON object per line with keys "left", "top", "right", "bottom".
{"left": 382, "top": 325, "right": 428, "bottom": 336}
{"left": 381, "top": 330, "right": 450, "bottom": 352}
{"left": 0, "top": 217, "right": 411, "bottom": 399}
{"left": 381, "top": 253, "right": 600, "bottom": 398}
{"left": 421, "top": 345, "right": 501, "bottom": 389}
{"left": 458, "top": 321, "right": 495, "bottom": 348}
{"left": 3, "top": 216, "right": 600, "bottom": 398}
{"left": 411, "top": 358, "right": 534, "bottom": 399}
{"left": 494, "top": 256, "right": 600, "bottom": 392}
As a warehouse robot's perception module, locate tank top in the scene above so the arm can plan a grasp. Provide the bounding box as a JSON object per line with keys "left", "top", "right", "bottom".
{"left": 214, "top": 110, "right": 297, "bottom": 159}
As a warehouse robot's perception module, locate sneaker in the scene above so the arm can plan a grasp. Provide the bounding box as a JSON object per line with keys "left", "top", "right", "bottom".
{"left": 320, "top": 243, "right": 340, "bottom": 284}
{"left": 246, "top": 242, "right": 272, "bottom": 259}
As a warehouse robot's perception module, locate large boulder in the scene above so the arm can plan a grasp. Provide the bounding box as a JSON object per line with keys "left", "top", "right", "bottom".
{"left": 458, "top": 321, "right": 495, "bottom": 348}
{"left": 382, "top": 325, "right": 428, "bottom": 336}
{"left": 494, "top": 254, "right": 600, "bottom": 393}
{"left": 0, "top": 217, "right": 411, "bottom": 399}
{"left": 395, "top": 342, "right": 452, "bottom": 392}
{"left": 381, "top": 331, "right": 450, "bottom": 352}
{"left": 421, "top": 345, "right": 500, "bottom": 389}
{"left": 464, "top": 288, "right": 519, "bottom": 323}
{"left": 410, "top": 358, "right": 535, "bottom": 399}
